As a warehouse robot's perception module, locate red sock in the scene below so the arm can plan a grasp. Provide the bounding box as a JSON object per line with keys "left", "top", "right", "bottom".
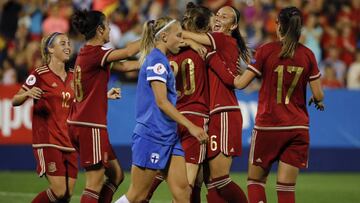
{"left": 247, "top": 179, "right": 266, "bottom": 203}
{"left": 144, "top": 175, "right": 164, "bottom": 202}
{"left": 191, "top": 184, "right": 201, "bottom": 203}
{"left": 206, "top": 182, "right": 227, "bottom": 203}
{"left": 99, "top": 181, "right": 118, "bottom": 203}
{"left": 81, "top": 188, "right": 99, "bottom": 203}
{"left": 32, "top": 188, "right": 58, "bottom": 203}
{"left": 212, "top": 175, "right": 248, "bottom": 203}
{"left": 276, "top": 182, "right": 295, "bottom": 203}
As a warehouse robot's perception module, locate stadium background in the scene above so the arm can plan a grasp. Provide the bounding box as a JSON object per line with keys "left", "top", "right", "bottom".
{"left": 0, "top": 0, "right": 359, "bottom": 202}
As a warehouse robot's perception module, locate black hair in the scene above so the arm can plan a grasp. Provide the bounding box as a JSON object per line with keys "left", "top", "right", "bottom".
{"left": 278, "top": 6, "right": 303, "bottom": 58}
{"left": 230, "top": 6, "right": 250, "bottom": 63}
{"left": 182, "top": 2, "right": 213, "bottom": 33}
{"left": 71, "top": 10, "right": 105, "bottom": 40}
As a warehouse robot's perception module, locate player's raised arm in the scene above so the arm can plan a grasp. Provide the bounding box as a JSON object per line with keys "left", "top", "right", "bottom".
{"left": 111, "top": 60, "right": 140, "bottom": 72}
{"left": 106, "top": 40, "right": 141, "bottom": 62}
{"left": 182, "top": 30, "right": 212, "bottom": 46}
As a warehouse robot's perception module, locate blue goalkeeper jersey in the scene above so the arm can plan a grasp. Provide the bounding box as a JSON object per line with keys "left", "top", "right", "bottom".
{"left": 133, "top": 48, "right": 178, "bottom": 145}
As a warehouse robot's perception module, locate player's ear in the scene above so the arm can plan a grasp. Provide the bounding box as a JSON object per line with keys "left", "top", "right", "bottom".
{"left": 47, "top": 46, "right": 55, "bottom": 54}
{"left": 160, "top": 32, "right": 168, "bottom": 43}
{"left": 230, "top": 23, "right": 237, "bottom": 32}
{"left": 97, "top": 25, "right": 105, "bottom": 36}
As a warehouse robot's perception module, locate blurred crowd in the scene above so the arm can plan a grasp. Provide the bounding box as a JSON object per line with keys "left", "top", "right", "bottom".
{"left": 0, "top": 0, "right": 360, "bottom": 89}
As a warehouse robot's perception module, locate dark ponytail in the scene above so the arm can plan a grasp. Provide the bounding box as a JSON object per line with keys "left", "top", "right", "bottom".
{"left": 278, "top": 6, "right": 303, "bottom": 58}
{"left": 71, "top": 10, "right": 105, "bottom": 40}
{"left": 230, "top": 6, "right": 250, "bottom": 63}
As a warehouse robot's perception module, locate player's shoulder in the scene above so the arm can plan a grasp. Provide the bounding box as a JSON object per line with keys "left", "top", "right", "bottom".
{"left": 148, "top": 49, "right": 168, "bottom": 66}
{"left": 297, "top": 43, "right": 315, "bottom": 56}
{"left": 34, "top": 65, "right": 50, "bottom": 76}
{"left": 258, "top": 41, "right": 281, "bottom": 51}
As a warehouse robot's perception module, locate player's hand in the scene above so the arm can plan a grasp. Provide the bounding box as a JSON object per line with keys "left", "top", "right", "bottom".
{"left": 308, "top": 96, "right": 324, "bottom": 111}
{"left": 26, "top": 87, "right": 43, "bottom": 100}
{"left": 188, "top": 124, "right": 208, "bottom": 144}
{"left": 185, "top": 40, "right": 207, "bottom": 59}
{"left": 107, "top": 87, "right": 121, "bottom": 100}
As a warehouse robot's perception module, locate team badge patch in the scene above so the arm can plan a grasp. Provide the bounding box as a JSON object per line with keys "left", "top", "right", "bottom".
{"left": 153, "top": 64, "right": 166, "bottom": 75}
{"left": 150, "top": 153, "right": 160, "bottom": 164}
{"left": 25, "top": 75, "right": 36, "bottom": 86}
{"left": 48, "top": 162, "right": 57, "bottom": 173}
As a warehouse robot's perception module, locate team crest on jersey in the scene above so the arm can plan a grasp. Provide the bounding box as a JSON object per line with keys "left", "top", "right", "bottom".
{"left": 153, "top": 64, "right": 166, "bottom": 75}
{"left": 150, "top": 153, "right": 160, "bottom": 164}
{"left": 25, "top": 75, "right": 36, "bottom": 86}
{"left": 48, "top": 162, "right": 57, "bottom": 173}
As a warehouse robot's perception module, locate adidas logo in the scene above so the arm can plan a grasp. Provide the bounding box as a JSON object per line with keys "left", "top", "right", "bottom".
{"left": 51, "top": 82, "right": 58, "bottom": 87}
{"left": 230, "top": 148, "right": 234, "bottom": 152}
{"left": 256, "top": 158, "right": 262, "bottom": 163}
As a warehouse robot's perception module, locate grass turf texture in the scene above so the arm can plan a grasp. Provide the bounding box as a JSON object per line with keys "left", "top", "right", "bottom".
{"left": 0, "top": 171, "right": 359, "bottom": 203}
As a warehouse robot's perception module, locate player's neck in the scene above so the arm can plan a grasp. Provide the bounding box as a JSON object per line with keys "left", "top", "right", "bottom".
{"left": 48, "top": 59, "right": 66, "bottom": 78}
{"left": 155, "top": 44, "right": 167, "bottom": 55}
{"left": 86, "top": 37, "right": 104, "bottom": 46}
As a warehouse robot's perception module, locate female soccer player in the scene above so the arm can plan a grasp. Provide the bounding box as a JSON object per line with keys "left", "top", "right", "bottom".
{"left": 12, "top": 32, "right": 77, "bottom": 202}
{"left": 233, "top": 7, "right": 324, "bottom": 203}
{"left": 182, "top": 6, "right": 250, "bottom": 203}
{"left": 69, "top": 10, "right": 140, "bottom": 203}
{"left": 115, "top": 16, "right": 208, "bottom": 203}
{"left": 145, "top": 3, "right": 213, "bottom": 203}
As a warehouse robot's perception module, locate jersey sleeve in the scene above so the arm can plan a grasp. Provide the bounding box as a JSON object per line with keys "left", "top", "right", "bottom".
{"left": 308, "top": 51, "right": 321, "bottom": 81}
{"left": 207, "top": 32, "right": 227, "bottom": 51}
{"left": 146, "top": 62, "right": 168, "bottom": 83}
{"left": 22, "top": 70, "right": 39, "bottom": 91}
{"left": 207, "top": 51, "right": 236, "bottom": 87}
{"left": 98, "top": 46, "right": 114, "bottom": 68}
{"left": 247, "top": 46, "right": 264, "bottom": 77}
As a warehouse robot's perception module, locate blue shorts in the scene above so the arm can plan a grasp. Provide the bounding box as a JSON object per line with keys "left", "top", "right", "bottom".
{"left": 132, "top": 133, "right": 184, "bottom": 170}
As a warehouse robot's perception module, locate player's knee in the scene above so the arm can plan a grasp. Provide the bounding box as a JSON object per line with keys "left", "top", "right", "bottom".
{"left": 50, "top": 184, "right": 68, "bottom": 200}
{"left": 113, "top": 169, "right": 125, "bottom": 185}
{"left": 172, "top": 184, "right": 191, "bottom": 201}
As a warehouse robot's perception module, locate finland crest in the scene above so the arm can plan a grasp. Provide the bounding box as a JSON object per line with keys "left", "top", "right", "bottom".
{"left": 150, "top": 153, "right": 160, "bottom": 164}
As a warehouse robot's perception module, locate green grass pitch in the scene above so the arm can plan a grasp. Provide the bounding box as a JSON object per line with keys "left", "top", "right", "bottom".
{"left": 0, "top": 171, "right": 359, "bottom": 203}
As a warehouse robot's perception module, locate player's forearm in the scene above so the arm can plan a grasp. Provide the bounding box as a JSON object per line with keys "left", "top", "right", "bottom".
{"left": 107, "top": 40, "right": 140, "bottom": 62}
{"left": 12, "top": 91, "right": 28, "bottom": 106}
{"left": 233, "top": 70, "right": 256, "bottom": 89}
{"left": 183, "top": 31, "right": 211, "bottom": 46}
{"left": 112, "top": 60, "right": 140, "bottom": 72}
{"left": 309, "top": 79, "right": 324, "bottom": 102}
{"left": 156, "top": 99, "right": 194, "bottom": 129}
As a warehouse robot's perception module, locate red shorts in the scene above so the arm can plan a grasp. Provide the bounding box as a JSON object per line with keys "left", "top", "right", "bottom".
{"left": 179, "top": 114, "right": 209, "bottom": 164}
{"left": 207, "top": 110, "right": 242, "bottom": 159}
{"left": 33, "top": 147, "right": 78, "bottom": 178}
{"left": 68, "top": 125, "right": 117, "bottom": 168}
{"left": 249, "top": 129, "right": 309, "bottom": 170}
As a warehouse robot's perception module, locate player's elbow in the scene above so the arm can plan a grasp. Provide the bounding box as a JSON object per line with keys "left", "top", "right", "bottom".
{"left": 155, "top": 98, "right": 168, "bottom": 110}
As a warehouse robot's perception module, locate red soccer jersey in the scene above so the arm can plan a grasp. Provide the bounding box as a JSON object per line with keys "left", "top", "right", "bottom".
{"left": 67, "top": 45, "right": 113, "bottom": 128}
{"left": 206, "top": 32, "right": 240, "bottom": 114}
{"left": 169, "top": 48, "right": 209, "bottom": 117}
{"left": 247, "top": 41, "right": 321, "bottom": 130}
{"left": 22, "top": 66, "right": 75, "bottom": 151}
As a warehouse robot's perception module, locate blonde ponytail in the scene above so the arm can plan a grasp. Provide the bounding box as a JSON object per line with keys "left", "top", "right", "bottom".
{"left": 139, "top": 17, "right": 177, "bottom": 65}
